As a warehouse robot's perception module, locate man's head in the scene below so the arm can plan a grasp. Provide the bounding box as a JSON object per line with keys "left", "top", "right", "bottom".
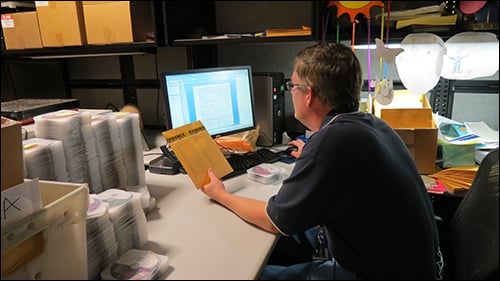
{"left": 294, "top": 42, "right": 362, "bottom": 112}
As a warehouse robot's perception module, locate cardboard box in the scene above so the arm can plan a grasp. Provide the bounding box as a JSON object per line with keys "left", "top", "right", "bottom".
{"left": 35, "top": 1, "right": 86, "bottom": 47}
{"left": 370, "top": 91, "right": 438, "bottom": 174}
{"left": 1, "top": 12, "right": 43, "bottom": 50}
{"left": 1, "top": 117, "right": 23, "bottom": 190}
{"left": 1, "top": 117, "right": 43, "bottom": 277}
{"left": 83, "top": 1, "right": 154, "bottom": 45}
{"left": 2, "top": 180, "right": 89, "bottom": 279}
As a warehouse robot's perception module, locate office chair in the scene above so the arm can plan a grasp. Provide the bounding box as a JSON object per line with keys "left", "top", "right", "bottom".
{"left": 442, "top": 148, "right": 499, "bottom": 280}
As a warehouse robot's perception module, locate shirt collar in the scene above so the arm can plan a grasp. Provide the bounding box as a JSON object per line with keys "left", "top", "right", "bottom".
{"left": 320, "top": 107, "right": 358, "bottom": 128}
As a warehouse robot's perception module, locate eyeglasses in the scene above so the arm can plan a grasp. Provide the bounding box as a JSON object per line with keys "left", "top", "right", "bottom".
{"left": 286, "top": 80, "right": 306, "bottom": 91}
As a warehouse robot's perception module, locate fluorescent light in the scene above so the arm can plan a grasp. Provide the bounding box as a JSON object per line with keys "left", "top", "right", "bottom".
{"left": 354, "top": 43, "right": 401, "bottom": 50}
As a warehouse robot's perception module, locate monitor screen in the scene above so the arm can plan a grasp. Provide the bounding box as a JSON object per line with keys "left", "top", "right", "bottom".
{"left": 161, "top": 65, "right": 256, "bottom": 137}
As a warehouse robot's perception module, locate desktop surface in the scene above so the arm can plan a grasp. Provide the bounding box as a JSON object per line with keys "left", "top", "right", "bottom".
{"left": 144, "top": 161, "right": 292, "bottom": 279}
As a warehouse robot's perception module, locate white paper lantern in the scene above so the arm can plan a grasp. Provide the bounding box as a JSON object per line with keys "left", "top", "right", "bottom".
{"left": 395, "top": 33, "right": 446, "bottom": 95}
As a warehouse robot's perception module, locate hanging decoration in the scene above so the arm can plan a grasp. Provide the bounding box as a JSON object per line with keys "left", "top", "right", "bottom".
{"left": 326, "top": 0, "right": 383, "bottom": 104}
{"left": 327, "top": 1, "right": 383, "bottom": 49}
{"left": 372, "top": 38, "right": 404, "bottom": 105}
{"left": 395, "top": 33, "right": 446, "bottom": 95}
{"left": 368, "top": 1, "right": 403, "bottom": 105}
{"left": 440, "top": 32, "right": 499, "bottom": 80}
{"left": 373, "top": 38, "right": 403, "bottom": 64}
{"left": 459, "top": 1, "right": 487, "bottom": 14}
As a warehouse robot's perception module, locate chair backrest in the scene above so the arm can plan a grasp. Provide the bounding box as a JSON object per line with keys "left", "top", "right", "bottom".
{"left": 447, "top": 148, "right": 499, "bottom": 280}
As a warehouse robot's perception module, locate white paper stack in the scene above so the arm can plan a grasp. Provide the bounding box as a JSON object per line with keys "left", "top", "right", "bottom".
{"left": 34, "top": 110, "right": 103, "bottom": 193}
{"left": 23, "top": 137, "right": 69, "bottom": 182}
{"left": 106, "top": 112, "right": 145, "bottom": 187}
{"left": 91, "top": 114, "right": 128, "bottom": 190}
{"left": 97, "top": 189, "right": 148, "bottom": 256}
{"left": 86, "top": 194, "right": 119, "bottom": 280}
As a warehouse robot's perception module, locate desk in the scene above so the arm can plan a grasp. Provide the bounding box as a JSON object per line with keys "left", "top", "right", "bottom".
{"left": 144, "top": 161, "right": 292, "bottom": 279}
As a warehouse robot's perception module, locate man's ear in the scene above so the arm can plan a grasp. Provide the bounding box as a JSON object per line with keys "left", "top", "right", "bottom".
{"left": 304, "top": 86, "right": 314, "bottom": 107}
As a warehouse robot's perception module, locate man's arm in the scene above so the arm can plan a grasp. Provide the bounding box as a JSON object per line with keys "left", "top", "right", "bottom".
{"left": 201, "top": 168, "right": 279, "bottom": 234}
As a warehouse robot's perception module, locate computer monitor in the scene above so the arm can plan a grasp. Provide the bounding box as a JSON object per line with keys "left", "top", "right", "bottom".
{"left": 161, "top": 65, "right": 256, "bottom": 138}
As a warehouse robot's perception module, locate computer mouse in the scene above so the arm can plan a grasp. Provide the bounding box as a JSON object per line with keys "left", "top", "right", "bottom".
{"left": 285, "top": 145, "right": 298, "bottom": 155}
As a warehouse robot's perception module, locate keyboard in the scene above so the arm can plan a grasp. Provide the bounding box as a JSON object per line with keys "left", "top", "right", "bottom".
{"left": 222, "top": 148, "right": 283, "bottom": 180}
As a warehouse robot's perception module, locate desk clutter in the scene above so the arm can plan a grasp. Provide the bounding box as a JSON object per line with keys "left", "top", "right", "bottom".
{"left": 247, "top": 163, "right": 287, "bottom": 185}
{"left": 2, "top": 182, "right": 167, "bottom": 280}
{"left": 29, "top": 109, "right": 146, "bottom": 194}
{"left": 429, "top": 166, "right": 478, "bottom": 195}
{"left": 435, "top": 114, "right": 499, "bottom": 168}
{"left": 428, "top": 114, "right": 498, "bottom": 194}
{"left": 21, "top": 109, "right": 156, "bottom": 209}
{"left": 2, "top": 110, "right": 166, "bottom": 279}
{"left": 87, "top": 190, "right": 169, "bottom": 280}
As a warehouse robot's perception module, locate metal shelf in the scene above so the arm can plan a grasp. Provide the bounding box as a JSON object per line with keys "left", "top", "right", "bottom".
{"left": 1, "top": 1, "right": 35, "bottom": 11}
{"left": 2, "top": 42, "right": 157, "bottom": 59}
{"left": 171, "top": 35, "right": 314, "bottom": 47}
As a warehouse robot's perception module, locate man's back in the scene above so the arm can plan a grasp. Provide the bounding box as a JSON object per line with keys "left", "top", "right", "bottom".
{"left": 270, "top": 112, "right": 439, "bottom": 279}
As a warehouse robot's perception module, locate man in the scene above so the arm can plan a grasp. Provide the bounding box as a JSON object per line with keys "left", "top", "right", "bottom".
{"left": 201, "top": 42, "right": 442, "bottom": 279}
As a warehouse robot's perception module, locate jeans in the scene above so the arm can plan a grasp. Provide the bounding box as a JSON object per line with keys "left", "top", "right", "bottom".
{"left": 266, "top": 227, "right": 319, "bottom": 266}
{"left": 259, "top": 259, "right": 357, "bottom": 280}
{"left": 261, "top": 227, "right": 358, "bottom": 279}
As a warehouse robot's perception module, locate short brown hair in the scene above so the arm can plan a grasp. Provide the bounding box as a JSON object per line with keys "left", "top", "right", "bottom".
{"left": 294, "top": 42, "right": 362, "bottom": 110}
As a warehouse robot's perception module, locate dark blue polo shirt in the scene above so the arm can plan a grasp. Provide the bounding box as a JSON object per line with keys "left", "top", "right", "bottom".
{"left": 266, "top": 111, "right": 439, "bottom": 279}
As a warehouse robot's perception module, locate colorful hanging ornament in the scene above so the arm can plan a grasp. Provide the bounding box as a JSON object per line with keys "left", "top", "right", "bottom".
{"left": 372, "top": 37, "right": 403, "bottom": 104}
{"left": 370, "top": 1, "right": 400, "bottom": 105}
{"left": 374, "top": 38, "right": 404, "bottom": 63}
{"left": 327, "top": 1, "right": 383, "bottom": 23}
{"left": 327, "top": 1, "right": 383, "bottom": 49}
{"left": 373, "top": 78, "right": 394, "bottom": 105}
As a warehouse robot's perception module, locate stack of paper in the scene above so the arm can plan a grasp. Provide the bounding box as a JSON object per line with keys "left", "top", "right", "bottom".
{"left": 265, "top": 26, "right": 311, "bottom": 37}
{"left": 435, "top": 114, "right": 499, "bottom": 147}
{"left": 429, "top": 166, "right": 478, "bottom": 194}
{"left": 396, "top": 14, "right": 458, "bottom": 29}
{"left": 465, "top": 121, "right": 499, "bottom": 149}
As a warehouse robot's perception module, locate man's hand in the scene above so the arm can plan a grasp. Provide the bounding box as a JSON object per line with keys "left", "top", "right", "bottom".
{"left": 288, "top": 139, "right": 305, "bottom": 158}
{"left": 200, "top": 168, "right": 226, "bottom": 202}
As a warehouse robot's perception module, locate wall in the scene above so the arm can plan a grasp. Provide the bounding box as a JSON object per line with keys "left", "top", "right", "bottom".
{"left": 66, "top": 47, "right": 187, "bottom": 128}
{"left": 1, "top": 59, "right": 69, "bottom": 101}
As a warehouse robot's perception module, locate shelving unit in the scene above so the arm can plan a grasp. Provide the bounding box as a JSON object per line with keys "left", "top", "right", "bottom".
{"left": 1, "top": 1, "right": 164, "bottom": 105}
{"left": 1, "top": 1, "right": 316, "bottom": 103}
{"left": 163, "top": 1, "right": 316, "bottom": 68}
